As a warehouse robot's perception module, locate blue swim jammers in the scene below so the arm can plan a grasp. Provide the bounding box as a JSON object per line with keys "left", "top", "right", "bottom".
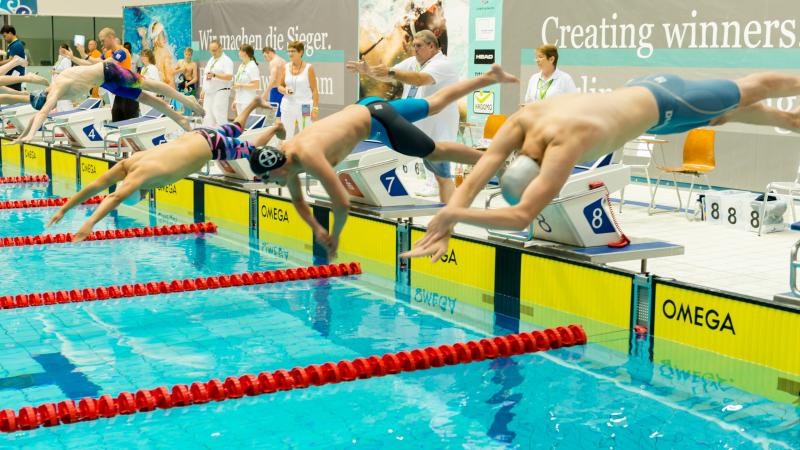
{"left": 627, "top": 74, "right": 741, "bottom": 135}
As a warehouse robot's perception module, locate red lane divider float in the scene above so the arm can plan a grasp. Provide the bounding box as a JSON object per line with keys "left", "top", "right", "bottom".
{"left": 0, "top": 195, "right": 105, "bottom": 210}
{"left": 0, "top": 222, "right": 217, "bottom": 249}
{"left": 0, "top": 175, "right": 49, "bottom": 185}
{"left": 0, "top": 262, "right": 361, "bottom": 311}
{"left": 0, "top": 324, "right": 586, "bottom": 433}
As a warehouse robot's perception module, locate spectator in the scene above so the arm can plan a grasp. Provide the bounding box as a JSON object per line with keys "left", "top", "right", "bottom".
{"left": 231, "top": 44, "right": 260, "bottom": 116}
{"left": 200, "top": 40, "right": 234, "bottom": 127}
{"left": 523, "top": 44, "right": 577, "bottom": 103}
{"left": 347, "top": 30, "right": 459, "bottom": 202}
{"left": 140, "top": 49, "right": 160, "bottom": 82}
{"left": 260, "top": 46, "right": 286, "bottom": 121}
{"left": 124, "top": 41, "right": 142, "bottom": 72}
{"left": 52, "top": 43, "right": 73, "bottom": 111}
{"left": 0, "top": 25, "right": 25, "bottom": 91}
{"left": 278, "top": 40, "right": 318, "bottom": 138}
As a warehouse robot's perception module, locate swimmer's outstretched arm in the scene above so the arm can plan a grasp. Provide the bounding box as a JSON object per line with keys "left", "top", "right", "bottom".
{"left": 10, "top": 88, "right": 59, "bottom": 145}
{"left": 72, "top": 173, "right": 144, "bottom": 242}
{"left": 46, "top": 163, "right": 128, "bottom": 228}
{"left": 301, "top": 154, "right": 351, "bottom": 259}
{"left": 286, "top": 174, "right": 334, "bottom": 254}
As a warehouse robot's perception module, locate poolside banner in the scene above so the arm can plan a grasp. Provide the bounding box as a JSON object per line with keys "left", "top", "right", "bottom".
{"left": 0, "top": 0, "right": 36, "bottom": 14}
{"left": 123, "top": 2, "right": 193, "bottom": 83}
{"left": 357, "top": 0, "right": 470, "bottom": 102}
{"left": 467, "top": 0, "right": 502, "bottom": 123}
{"left": 192, "top": 0, "right": 358, "bottom": 109}
{"left": 505, "top": 0, "right": 800, "bottom": 137}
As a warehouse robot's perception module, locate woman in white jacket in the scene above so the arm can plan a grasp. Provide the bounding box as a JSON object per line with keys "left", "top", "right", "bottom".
{"left": 523, "top": 44, "right": 577, "bottom": 104}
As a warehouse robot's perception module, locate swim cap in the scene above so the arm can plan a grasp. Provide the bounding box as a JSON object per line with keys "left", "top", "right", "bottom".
{"left": 249, "top": 146, "right": 286, "bottom": 176}
{"left": 500, "top": 155, "right": 540, "bottom": 205}
{"left": 29, "top": 91, "right": 48, "bottom": 110}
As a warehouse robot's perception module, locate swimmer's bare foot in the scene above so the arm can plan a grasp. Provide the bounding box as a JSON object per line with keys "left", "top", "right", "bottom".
{"left": 11, "top": 55, "right": 28, "bottom": 68}
{"left": 255, "top": 96, "right": 271, "bottom": 109}
{"left": 10, "top": 134, "right": 32, "bottom": 146}
{"left": 178, "top": 117, "right": 192, "bottom": 132}
{"left": 709, "top": 116, "right": 729, "bottom": 126}
{"left": 186, "top": 96, "right": 205, "bottom": 116}
{"left": 273, "top": 122, "right": 286, "bottom": 140}
{"left": 486, "top": 64, "right": 519, "bottom": 84}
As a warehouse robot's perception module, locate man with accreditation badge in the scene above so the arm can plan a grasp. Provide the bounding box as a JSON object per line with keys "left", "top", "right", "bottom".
{"left": 201, "top": 41, "right": 234, "bottom": 127}
{"left": 348, "top": 30, "right": 460, "bottom": 202}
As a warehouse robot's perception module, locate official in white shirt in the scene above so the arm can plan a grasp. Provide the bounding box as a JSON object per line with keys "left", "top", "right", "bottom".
{"left": 523, "top": 44, "right": 577, "bottom": 103}
{"left": 347, "top": 30, "right": 460, "bottom": 202}
{"left": 232, "top": 44, "right": 261, "bottom": 117}
{"left": 52, "top": 43, "right": 73, "bottom": 112}
{"left": 200, "top": 40, "right": 234, "bottom": 127}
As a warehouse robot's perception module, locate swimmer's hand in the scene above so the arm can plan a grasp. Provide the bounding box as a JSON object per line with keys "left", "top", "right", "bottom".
{"left": 313, "top": 226, "right": 338, "bottom": 261}
{"left": 400, "top": 209, "right": 456, "bottom": 262}
{"left": 46, "top": 210, "right": 65, "bottom": 228}
{"left": 72, "top": 224, "right": 93, "bottom": 243}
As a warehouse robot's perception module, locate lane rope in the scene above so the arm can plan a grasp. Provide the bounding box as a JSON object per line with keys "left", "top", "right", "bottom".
{"left": 0, "top": 324, "right": 587, "bottom": 433}
{"left": 0, "top": 175, "right": 49, "bottom": 184}
{"left": 0, "top": 195, "right": 105, "bottom": 210}
{"left": 0, "top": 222, "right": 217, "bottom": 249}
{"left": 0, "top": 262, "right": 362, "bottom": 310}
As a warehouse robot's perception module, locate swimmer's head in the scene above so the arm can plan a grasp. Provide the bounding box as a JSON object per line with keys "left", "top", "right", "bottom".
{"left": 500, "top": 155, "right": 540, "bottom": 205}
{"left": 29, "top": 91, "right": 48, "bottom": 110}
{"left": 249, "top": 146, "right": 288, "bottom": 184}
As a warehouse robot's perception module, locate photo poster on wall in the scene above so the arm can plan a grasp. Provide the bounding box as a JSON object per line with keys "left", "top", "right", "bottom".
{"left": 123, "top": 2, "right": 193, "bottom": 85}
{"left": 467, "top": 0, "right": 502, "bottom": 124}
{"left": 192, "top": 0, "right": 358, "bottom": 112}
{"left": 357, "top": 0, "right": 469, "bottom": 110}
{"left": 510, "top": 0, "right": 800, "bottom": 137}
{"left": 0, "top": 0, "right": 36, "bottom": 14}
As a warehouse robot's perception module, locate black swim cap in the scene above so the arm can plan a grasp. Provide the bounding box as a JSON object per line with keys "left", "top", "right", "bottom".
{"left": 249, "top": 145, "right": 287, "bottom": 176}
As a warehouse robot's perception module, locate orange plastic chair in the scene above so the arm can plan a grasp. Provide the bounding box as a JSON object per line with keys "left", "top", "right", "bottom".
{"left": 652, "top": 129, "right": 716, "bottom": 219}
{"left": 483, "top": 114, "right": 507, "bottom": 139}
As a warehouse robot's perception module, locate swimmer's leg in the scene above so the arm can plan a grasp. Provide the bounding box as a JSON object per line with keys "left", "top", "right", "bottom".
{"left": 140, "top": 78, "right": 205, "bottom": 116}
{"left": 713, "top": 102, "right": 800, "bottom": 132}
{"left": 425, "top": 64, "right": 519, "bottom": 116}
{"left": 0, "top": 93, "right": 30, "bottom": 105}
{"left": 735, "top": 72, "right": 800, "bottom": 107}
{"left": 136, "top": 91, "right": 191, "bottom": 131}
{"left": 427, "top": 141, "right": 485, "bottom": 165}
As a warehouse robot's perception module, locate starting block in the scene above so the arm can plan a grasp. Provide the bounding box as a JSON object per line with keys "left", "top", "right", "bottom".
{"left": 308, "top": 140, "right": 444, "bottom": 219}
{"left": 103, "top": 107, "right": 181, "bottom": 155}
{"left": 1, "top": 103, "right": 37, "bottom": 135}
{"left": 42, "top": 98, "right": 109, "bottom": 148}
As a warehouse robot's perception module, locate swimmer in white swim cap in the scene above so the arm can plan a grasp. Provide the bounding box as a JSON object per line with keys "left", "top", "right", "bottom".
{"left": 404, "top": 71, "right": 800, "bottom": 261}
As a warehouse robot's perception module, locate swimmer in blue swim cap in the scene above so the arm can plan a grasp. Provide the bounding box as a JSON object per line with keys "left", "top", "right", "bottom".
{"left": 403, "top": 71, "right": 800, "bottom": 261}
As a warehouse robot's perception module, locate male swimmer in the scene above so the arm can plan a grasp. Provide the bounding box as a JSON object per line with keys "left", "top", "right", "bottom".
{"left": 402, "top": 72, "right": 800, "bottom": 261}
{"left": 12, "top": 57, "right": 204, "bottom": 144}
{"left": 245, "top": 64, "right": 519, "bottom": 258}
{"left": 46, "top": 97, "right": 283, "bottom": 241}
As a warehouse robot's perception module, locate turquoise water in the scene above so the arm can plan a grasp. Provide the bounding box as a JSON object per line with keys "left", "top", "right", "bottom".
{"left": 0, "top": 177, "right": 798, "bottom": 448}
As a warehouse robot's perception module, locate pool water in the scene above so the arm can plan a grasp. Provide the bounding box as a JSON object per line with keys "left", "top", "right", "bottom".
{"left": 0, "top": 174, "right": 798, "bottom": 449}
